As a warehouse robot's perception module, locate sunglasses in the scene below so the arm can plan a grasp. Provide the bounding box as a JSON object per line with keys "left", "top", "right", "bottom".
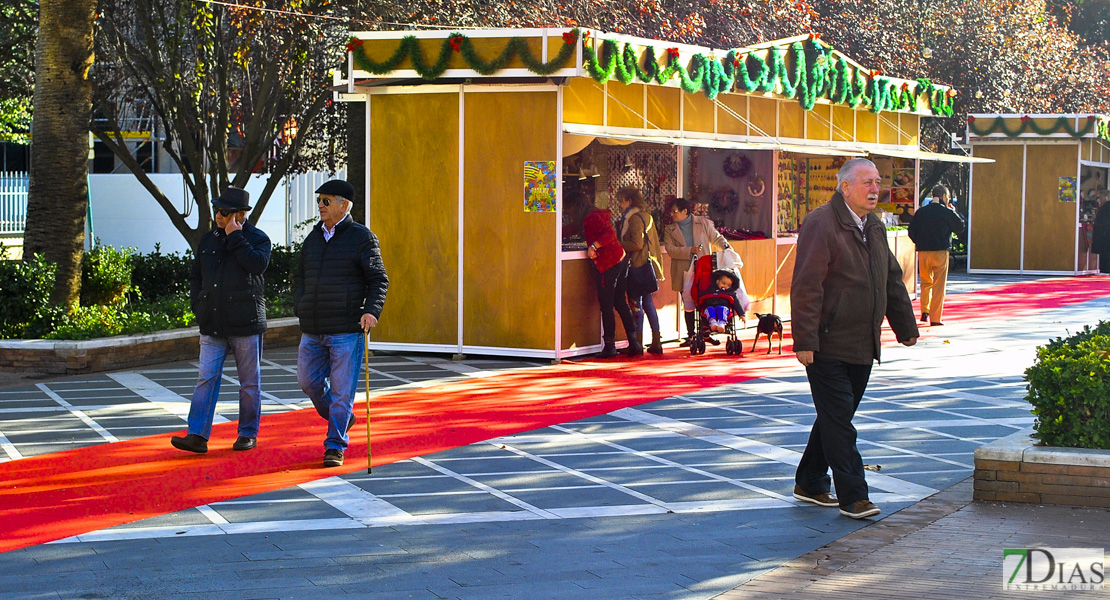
{"left": 317, "top": 195, "right": 345, "bottom": 206}
{"left": 216, "top": 209, "right": 237, "bottom": 217}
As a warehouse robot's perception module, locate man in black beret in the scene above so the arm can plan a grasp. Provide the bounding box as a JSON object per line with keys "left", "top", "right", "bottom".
{"left": 295, "top": 179, "right": 389, "bottom": 467}
{"left": 172, "top": 186, "right": 271, "bottom": 454}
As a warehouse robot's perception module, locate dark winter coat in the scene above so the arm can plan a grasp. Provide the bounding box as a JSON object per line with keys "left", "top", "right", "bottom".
{"left": 908, "top": 201, "right": 966, "bottom": 252}
{"left": 189, "top": 222, "right": 271, "bottom": 337}
{"left": 790, "top": 192, "right": 919, "bottom": 365}
{"left": 294, "top": 215, "right": 389, "bottom": 335}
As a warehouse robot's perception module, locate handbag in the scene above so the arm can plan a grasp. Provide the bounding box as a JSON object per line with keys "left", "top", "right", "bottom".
{"left": 626, "top": 261, "right": 659, "bottom": 296}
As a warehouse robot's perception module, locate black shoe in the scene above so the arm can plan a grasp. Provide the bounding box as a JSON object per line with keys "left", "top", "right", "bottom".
{"left": 920, "top": 311, "right": 929, "bottom": 323}
{"left": 930, "top": 321, "right": 944, "bottom": 326}
{"left": 323, "top": 448, "right": 345, "bottom": 467}
{"left": 232, "top": 436, "right": 256, "bottom": 451}
{"left": 171, "top": 433, "right": 208, "bottom": 454}
{"left": 679, "top": 337, "right": 693, "bottom": 348}
{"left": 347, "top": 414, "right": 356, "bottom": 434}
{"left": 705, "top": 335, "right": 720, "bottom": 346}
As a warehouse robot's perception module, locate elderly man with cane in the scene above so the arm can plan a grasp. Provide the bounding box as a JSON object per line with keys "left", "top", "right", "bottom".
{"left": 295, "top": 180, "right": 389, "bottom": 468}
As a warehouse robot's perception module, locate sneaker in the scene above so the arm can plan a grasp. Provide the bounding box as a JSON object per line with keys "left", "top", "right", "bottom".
{"left": 792, "top": 485, "right": 838, "bottom": 507}
{"left": 170, "top": 433, "right": 208, "bottom": 454}
{"left": 839, "top": 500, "right": 881, "bottom": 519}
{"left": 323, "top": 448, "right": 345, "bottom": 467}
{"left": 232, "top": 436, "right": 256, "bottom": 451}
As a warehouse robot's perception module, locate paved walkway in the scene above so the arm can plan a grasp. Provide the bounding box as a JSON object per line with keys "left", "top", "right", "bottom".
{"left": 1, "top": 273, "right": 1108, "bottom": 600}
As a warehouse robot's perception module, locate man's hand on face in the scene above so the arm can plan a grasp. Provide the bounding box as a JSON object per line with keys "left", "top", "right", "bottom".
{"left": 225, "top": 213, "right": 243, "bottom": 235}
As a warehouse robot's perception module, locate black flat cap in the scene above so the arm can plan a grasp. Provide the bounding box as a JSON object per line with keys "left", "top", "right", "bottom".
{"left": 315, "top": 179, "right": 355, "bottom": 202}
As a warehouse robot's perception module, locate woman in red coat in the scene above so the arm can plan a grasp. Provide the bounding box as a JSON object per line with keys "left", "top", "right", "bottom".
{"left": 571, "top": 191, "right": 639, "bottom": 357}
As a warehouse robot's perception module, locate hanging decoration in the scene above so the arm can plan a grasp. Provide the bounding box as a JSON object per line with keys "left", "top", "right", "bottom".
{"left": 968, "top": 115, "right": 1110, "bottom": 142}
{"left": 747, "top": 175, "right": 766, "bottom": 197}
{"left": 710, "top": 188, "right": 740, "bottom": 214}
{"left": 723, "top": 154, "right": 752, "bottom": 179}
{"left": 348, "top": 30, "right": 957, "bottom": 117}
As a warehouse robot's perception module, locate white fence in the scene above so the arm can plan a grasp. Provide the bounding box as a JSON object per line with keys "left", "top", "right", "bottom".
{"left": 0, "top": 170, "right": 344, "bottom": 252}
{"left": 0, "top": 172, "right": 28, "bottom": 236}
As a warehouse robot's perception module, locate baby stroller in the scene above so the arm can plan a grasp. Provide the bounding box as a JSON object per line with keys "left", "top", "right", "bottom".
{"left": 686, "top": 252, "right": 750, "bottom": 356}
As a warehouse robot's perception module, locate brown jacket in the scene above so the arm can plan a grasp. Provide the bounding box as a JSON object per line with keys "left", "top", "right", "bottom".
{"left": 790, "top": 192, "right": 918, "bottom": 364}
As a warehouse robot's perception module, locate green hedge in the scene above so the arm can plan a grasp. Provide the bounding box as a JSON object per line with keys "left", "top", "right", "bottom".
{"left": 1024, "top": 322, "right": 1110, "bottom": 449}
{"left": 0, "top": 242, "right": 300, "bottom": 340}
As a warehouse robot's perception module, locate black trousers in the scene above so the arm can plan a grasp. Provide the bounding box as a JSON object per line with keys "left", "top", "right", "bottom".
{"left": 795, "top": 356, "right": 873, "bottom": 507}
{"left": 596, "top": 257, "right": 635, "bottom": 341}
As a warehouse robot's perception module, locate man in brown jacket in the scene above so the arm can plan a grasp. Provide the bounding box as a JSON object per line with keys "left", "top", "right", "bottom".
{"left": 790, "top": 158, "right": 919, "bottom": 520}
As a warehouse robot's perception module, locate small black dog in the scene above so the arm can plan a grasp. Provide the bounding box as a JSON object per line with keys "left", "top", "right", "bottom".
{"left": 752, "top": 313, "right": 783, "bottom": 355}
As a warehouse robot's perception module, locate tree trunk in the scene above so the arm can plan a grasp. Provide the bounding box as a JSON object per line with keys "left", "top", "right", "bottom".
{"left": 24, "top": 0, "right": 97, "bottom": 310}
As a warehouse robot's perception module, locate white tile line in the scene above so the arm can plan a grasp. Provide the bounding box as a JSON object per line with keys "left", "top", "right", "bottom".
{"left": 410, "top": 456, "right": 562, "bottom": 520}
{"left": 194, "top": 505, "right": 230, "bottom": 525}
{"left": 107, "top": 372, "right": 219, "bottom": 424}
{"left": 35, "top": 383, "right": 119, "bottom": 443}
{"left": 0, "top": 430, "right": 22, "bottom": 460}
{"left": 296, "top": 477, "right": 413, "bottom": 524}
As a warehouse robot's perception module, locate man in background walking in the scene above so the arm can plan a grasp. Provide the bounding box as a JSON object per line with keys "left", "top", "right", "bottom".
{"left": 908, "top": 184, "right": 966, "bottom": 326}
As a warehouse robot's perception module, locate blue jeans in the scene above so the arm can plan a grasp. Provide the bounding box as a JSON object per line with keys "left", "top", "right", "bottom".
{"left": 297, "top": 332, "right": 364, "bottom": 451}
{"left": 631, "top": 291, "right": 660, "bottom": 335}
{"left": 188, "top": 334, "right": 263, "bottom": 440}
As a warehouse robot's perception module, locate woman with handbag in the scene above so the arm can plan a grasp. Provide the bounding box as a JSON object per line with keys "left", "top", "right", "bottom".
{"left": 615, "top": 187, "right": 664, "bottom": 355}
{"left": 573, "top": 190, "right": 640, "bottom": 358}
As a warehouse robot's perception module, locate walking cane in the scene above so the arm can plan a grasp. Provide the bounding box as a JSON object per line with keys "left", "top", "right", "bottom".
{"left": 364, "top": 330, "right": 372, "bottom": 474}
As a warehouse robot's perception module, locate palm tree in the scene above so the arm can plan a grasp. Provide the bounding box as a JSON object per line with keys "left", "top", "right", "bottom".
{"left": 23, "top": 0, "right": 97, "bottom": 308}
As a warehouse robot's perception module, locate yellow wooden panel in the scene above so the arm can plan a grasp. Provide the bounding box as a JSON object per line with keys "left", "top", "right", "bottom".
{"left": 1023, "top": 144, "right": 1079, "bottom": 271}
{"left": 969, "top": 144, "right": 1023, "bottom": 270}
{"left": 463, "top": 91, "right": 558, "bottom": 350}
{"left": 856, "top": 111, "right": 877, "bottom": 144}
{"left": 717, "top": 93, "right": 748, "bottom": 136}
{"left": 878, "top": 114, "right": 899, "bottom": 144}
{"left": 563, "top": 77, "right": 604, "bottom": 126}
{"left": 370, "top": 93, "right": 459, "bottom": 345}
{"left": 775, "top": 241, "right": 796, "bottom": 320}
{"left": 470, "top": 37, "right": 538, "bottom": 69}
{"left": 1082, "top": 139, "right": 1092, "bottom": 161}
{"left": 891, "top": 232, "right": 915, "bottom": 295}
{"left": 804, "top": 104, "right": 831, "bottom": 141}
{"left": 749, "top": 97, "right": 777, "bottom": 138}
{"left": 900, "top": 114, "right": 920, "bottom": 146}
{"left": 561, "top": 258, "right": 602, "bottom": 349}
{"left": 779, "top": 101, "right": 804, "bottom": 140}
{"left": 646, "top": 86, "right": 681, "bottom": 132}
{"left": 730, "top": 238, "right": 776, "bottom": 320}
{"left": 607, "top": 82, "right": 644, "bottom": 129}
{"left": 683, "top": 92, "right": 716, "bottom": 133}
{"left": 832, "top": 105, "right": 855, "bottom": 142}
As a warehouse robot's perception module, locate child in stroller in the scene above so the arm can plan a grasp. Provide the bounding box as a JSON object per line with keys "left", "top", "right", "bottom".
{"left": 688, "top": 253, "right": 750, "bottom": 355}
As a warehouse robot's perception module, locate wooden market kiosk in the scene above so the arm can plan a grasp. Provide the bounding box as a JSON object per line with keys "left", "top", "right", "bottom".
{"left": 966, "top": 113, "right": 1110, "bottom": 274}
{"left": 340, "top": 27, "right": 963, "bottom": 359}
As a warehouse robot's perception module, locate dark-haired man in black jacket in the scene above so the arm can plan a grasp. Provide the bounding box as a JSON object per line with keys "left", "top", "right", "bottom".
{"left": 908, "top": 185, "right": 966, "bottom": 326}
{"left": 295, "top": 179, "right": 388, "bottom": 468}
{"left": 172, "top": 186, "right": 271, "bottom": 455}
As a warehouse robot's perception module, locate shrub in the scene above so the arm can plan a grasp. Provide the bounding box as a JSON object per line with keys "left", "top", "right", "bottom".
{"left": 128, "top": 244, "right": 192, "bottom": 303}
{"left": 46, "top": 297, "right": 194, "bottom": 340}
{"left": 0, "top": 252, "right": 60, "bottom": 338}
{"left": 81, "top": 244, "right": 134, "bottom": 306}
{"left": 1024, "top": 322, "right": 1110, "bottom": 449}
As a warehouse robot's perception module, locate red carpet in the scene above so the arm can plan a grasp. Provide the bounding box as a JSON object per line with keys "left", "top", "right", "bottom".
{"left": 0, "top": 276, "right": 1105, "bottom": 553}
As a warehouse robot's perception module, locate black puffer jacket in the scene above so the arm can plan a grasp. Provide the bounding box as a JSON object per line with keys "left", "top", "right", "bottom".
{"left": 295, "top": 215, "right": 389, "bottom": 334}
{"left": 189, "top": 222, "right": 271, "bottom": 337}
{"left": 908, "top": 201, "right": 966, "bottom": 252}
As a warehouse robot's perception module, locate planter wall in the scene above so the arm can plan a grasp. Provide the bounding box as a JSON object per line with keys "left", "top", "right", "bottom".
{"left": 974, "top": 427, "right": 1110, "bottom": 508}
{"left": 0, "top": 317, "right": 301, "bottom": 375}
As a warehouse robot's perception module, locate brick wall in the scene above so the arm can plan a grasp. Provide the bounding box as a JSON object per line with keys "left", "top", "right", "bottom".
{"left": 0, "top": 318, "right": 301, "bottom": 376}
{"left": 973, "top": 430, "right": 1110, "bottom": 508}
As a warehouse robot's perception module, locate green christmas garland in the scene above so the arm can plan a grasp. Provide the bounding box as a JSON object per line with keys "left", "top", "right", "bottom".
{"left": 967, "top": 115, "right": 1107, "bottom": 140}
{"left": 348, "top": 30, "right": 958, "bottom": 116}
